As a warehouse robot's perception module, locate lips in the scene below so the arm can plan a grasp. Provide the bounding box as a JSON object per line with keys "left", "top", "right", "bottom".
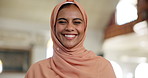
{"left": 63, "top": 34, "right": 77, "bottom": 40}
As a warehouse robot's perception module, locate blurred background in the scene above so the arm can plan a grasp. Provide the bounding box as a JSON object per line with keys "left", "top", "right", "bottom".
{"left": 0, "top": 0, "right": 148, "bottom": 78}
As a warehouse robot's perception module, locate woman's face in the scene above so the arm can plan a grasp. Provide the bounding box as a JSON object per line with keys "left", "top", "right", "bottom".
{"left": 55, "top": 5, "right": 85, "bottom": 49}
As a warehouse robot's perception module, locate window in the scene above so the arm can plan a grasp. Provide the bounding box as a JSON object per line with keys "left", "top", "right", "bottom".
{"left": 116, "top": 0, "right": 138, "bottom": 25}
{"left": 0, "top": 49, "right": 31, "bottom": 72}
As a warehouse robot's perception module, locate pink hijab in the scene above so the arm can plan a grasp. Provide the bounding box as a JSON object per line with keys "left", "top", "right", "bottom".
{"left": 25, "top": 0, "right": 116, "bottom": 78}
{"left": 50, "top": 0, "right": 115, "bottom": 77}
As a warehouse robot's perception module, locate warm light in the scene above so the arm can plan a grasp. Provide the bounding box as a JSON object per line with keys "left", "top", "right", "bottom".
{"left": 135, "top": 63, "right": 148, "bottom": 78}
{"left": 110, "top": 61, "right": 123, "bottom": 78}
{"left": 46, "top": 38, "right": 53, "bottom": 58}
{"left": 116, "top": 0, "right": 138, "bottom": 25}
{"left": 0, "top": 60, "right": 2, "bottom": 73}
{"left": 133, "top": 21, "right": 148, "bottom": 35}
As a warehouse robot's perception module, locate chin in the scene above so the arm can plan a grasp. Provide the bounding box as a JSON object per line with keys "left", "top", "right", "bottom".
{"left": 65, "top": 46, "right": 74, "bottom": 49}
{"left": 64, "top": 44, "right": 75, "bottom": 49}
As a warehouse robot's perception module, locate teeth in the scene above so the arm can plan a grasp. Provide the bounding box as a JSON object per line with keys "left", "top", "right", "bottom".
{"left": 65, "top": 35, "right": 75, "bottom": 37}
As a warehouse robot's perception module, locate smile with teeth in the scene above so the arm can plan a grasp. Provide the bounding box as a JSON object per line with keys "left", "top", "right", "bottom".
{"left": 64, "top": 34, "right": 76, "bottom": 40}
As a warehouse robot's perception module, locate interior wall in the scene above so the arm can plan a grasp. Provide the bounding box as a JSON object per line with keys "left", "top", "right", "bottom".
{"left": 0, "top": 73, "right": 26, "bottom": 78}
{"left": 85, "top": 28, "right": 104, "bottom": 54}
{"left": 0, "top": 27, "right": 49, "bottom": 78}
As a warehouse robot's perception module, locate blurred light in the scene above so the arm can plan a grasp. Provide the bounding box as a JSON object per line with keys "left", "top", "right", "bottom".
{"left": 0, "top": 60, "right": 2, "bottom": 73}
{"left": 133, "top": 21, "right": 148, "bottom": 35}
{"left": 116, "top": 0, "right": 138, "bottom": 25}
{"left": 135, "top": 63, "right": 148, "bottom": 78}
{"left": 110, "top": 61, "right": 123, "bottom": 78}
{"left": 121, "top": 56, "right": 147, "bottom": 63}
{"left": 139, "top": 41, "right": 148, "bottom": 48}
{"left": 46, "top": 38, "right": 53, "bottom": 58}
{"left": 127, "top": 72, "right": 133, "bottom": 78}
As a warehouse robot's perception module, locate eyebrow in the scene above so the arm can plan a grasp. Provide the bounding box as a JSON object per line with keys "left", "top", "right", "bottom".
{"left": 57, "top": 18, "right": 67, "bottom": 21}
{"left": 57, "top": 18, "right": 83, "bottom": 21}
{"left": 73, "top": 18, "right": 83, "bottom": 21}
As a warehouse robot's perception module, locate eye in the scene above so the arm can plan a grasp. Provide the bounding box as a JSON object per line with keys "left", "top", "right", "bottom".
{"left": 73, "top": 21, "right": 82, "bottom": 25}
{"left": 58, "top": 20, "right": 67, "bottom": 24}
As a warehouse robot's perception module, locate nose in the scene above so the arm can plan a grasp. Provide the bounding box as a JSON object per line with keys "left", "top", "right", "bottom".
{"left": 65, "top": 22, "right": 74, "bottom": 31}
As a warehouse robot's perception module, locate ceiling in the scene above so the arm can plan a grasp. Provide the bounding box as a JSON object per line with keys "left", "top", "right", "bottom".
{"left": 0, "top": 0, "right": 119, "bottom": 32}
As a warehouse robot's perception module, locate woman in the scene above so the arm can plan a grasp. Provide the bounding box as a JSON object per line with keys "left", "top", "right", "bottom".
{"left": 25, "top": 0, "right": 116, "bottom": 78}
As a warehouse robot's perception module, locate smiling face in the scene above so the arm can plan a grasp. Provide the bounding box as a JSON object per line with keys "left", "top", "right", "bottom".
{"left": 55, "top": 4, "right": 85, "bottom": 49}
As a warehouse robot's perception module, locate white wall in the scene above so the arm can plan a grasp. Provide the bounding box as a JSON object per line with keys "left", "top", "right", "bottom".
{"left": 85, "top": 28, "right": 104, "bottom": 54}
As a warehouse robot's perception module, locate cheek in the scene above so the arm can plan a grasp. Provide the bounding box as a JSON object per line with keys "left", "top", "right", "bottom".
{"left": 78, "top": 25, "right": 85, "bottom": 34}
{"left": 55, "top": 25, "right": 64, "bottom": 34}
{"left": 55, "top": 25, "right": 61, "bottom": 38}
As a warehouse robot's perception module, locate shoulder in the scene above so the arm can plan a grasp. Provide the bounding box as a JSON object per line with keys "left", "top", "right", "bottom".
{"left": 97, "top": 56, "right": 116, "bottom": 77}
{"left": 97, "top": 56, "right": 113, "bottom": 70}
{"left": 97, "top": 56, "right": 110, "bottom": 64}
{"left": 25, "top": 58, "right": 56, "bottom": 78}
{"left": 35, "top": 58, "right": 51, "bottom": 65}
{"left": 27, "top": 58, "right": 52, "bottom": 72}
{"left": 31, "top": 58, "right": 51, "bottom": 68}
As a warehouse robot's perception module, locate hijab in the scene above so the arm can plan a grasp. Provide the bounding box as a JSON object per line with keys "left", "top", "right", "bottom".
{"left": 50, "top": 0, "right": 101, "bottom": 77}
{"left": 25, "top": 0, "right": 116, "bottom": 78}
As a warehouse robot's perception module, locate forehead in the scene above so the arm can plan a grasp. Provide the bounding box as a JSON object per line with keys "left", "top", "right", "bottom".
{"left": 57, "top": 5, "right": 83, "bottom": 19}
